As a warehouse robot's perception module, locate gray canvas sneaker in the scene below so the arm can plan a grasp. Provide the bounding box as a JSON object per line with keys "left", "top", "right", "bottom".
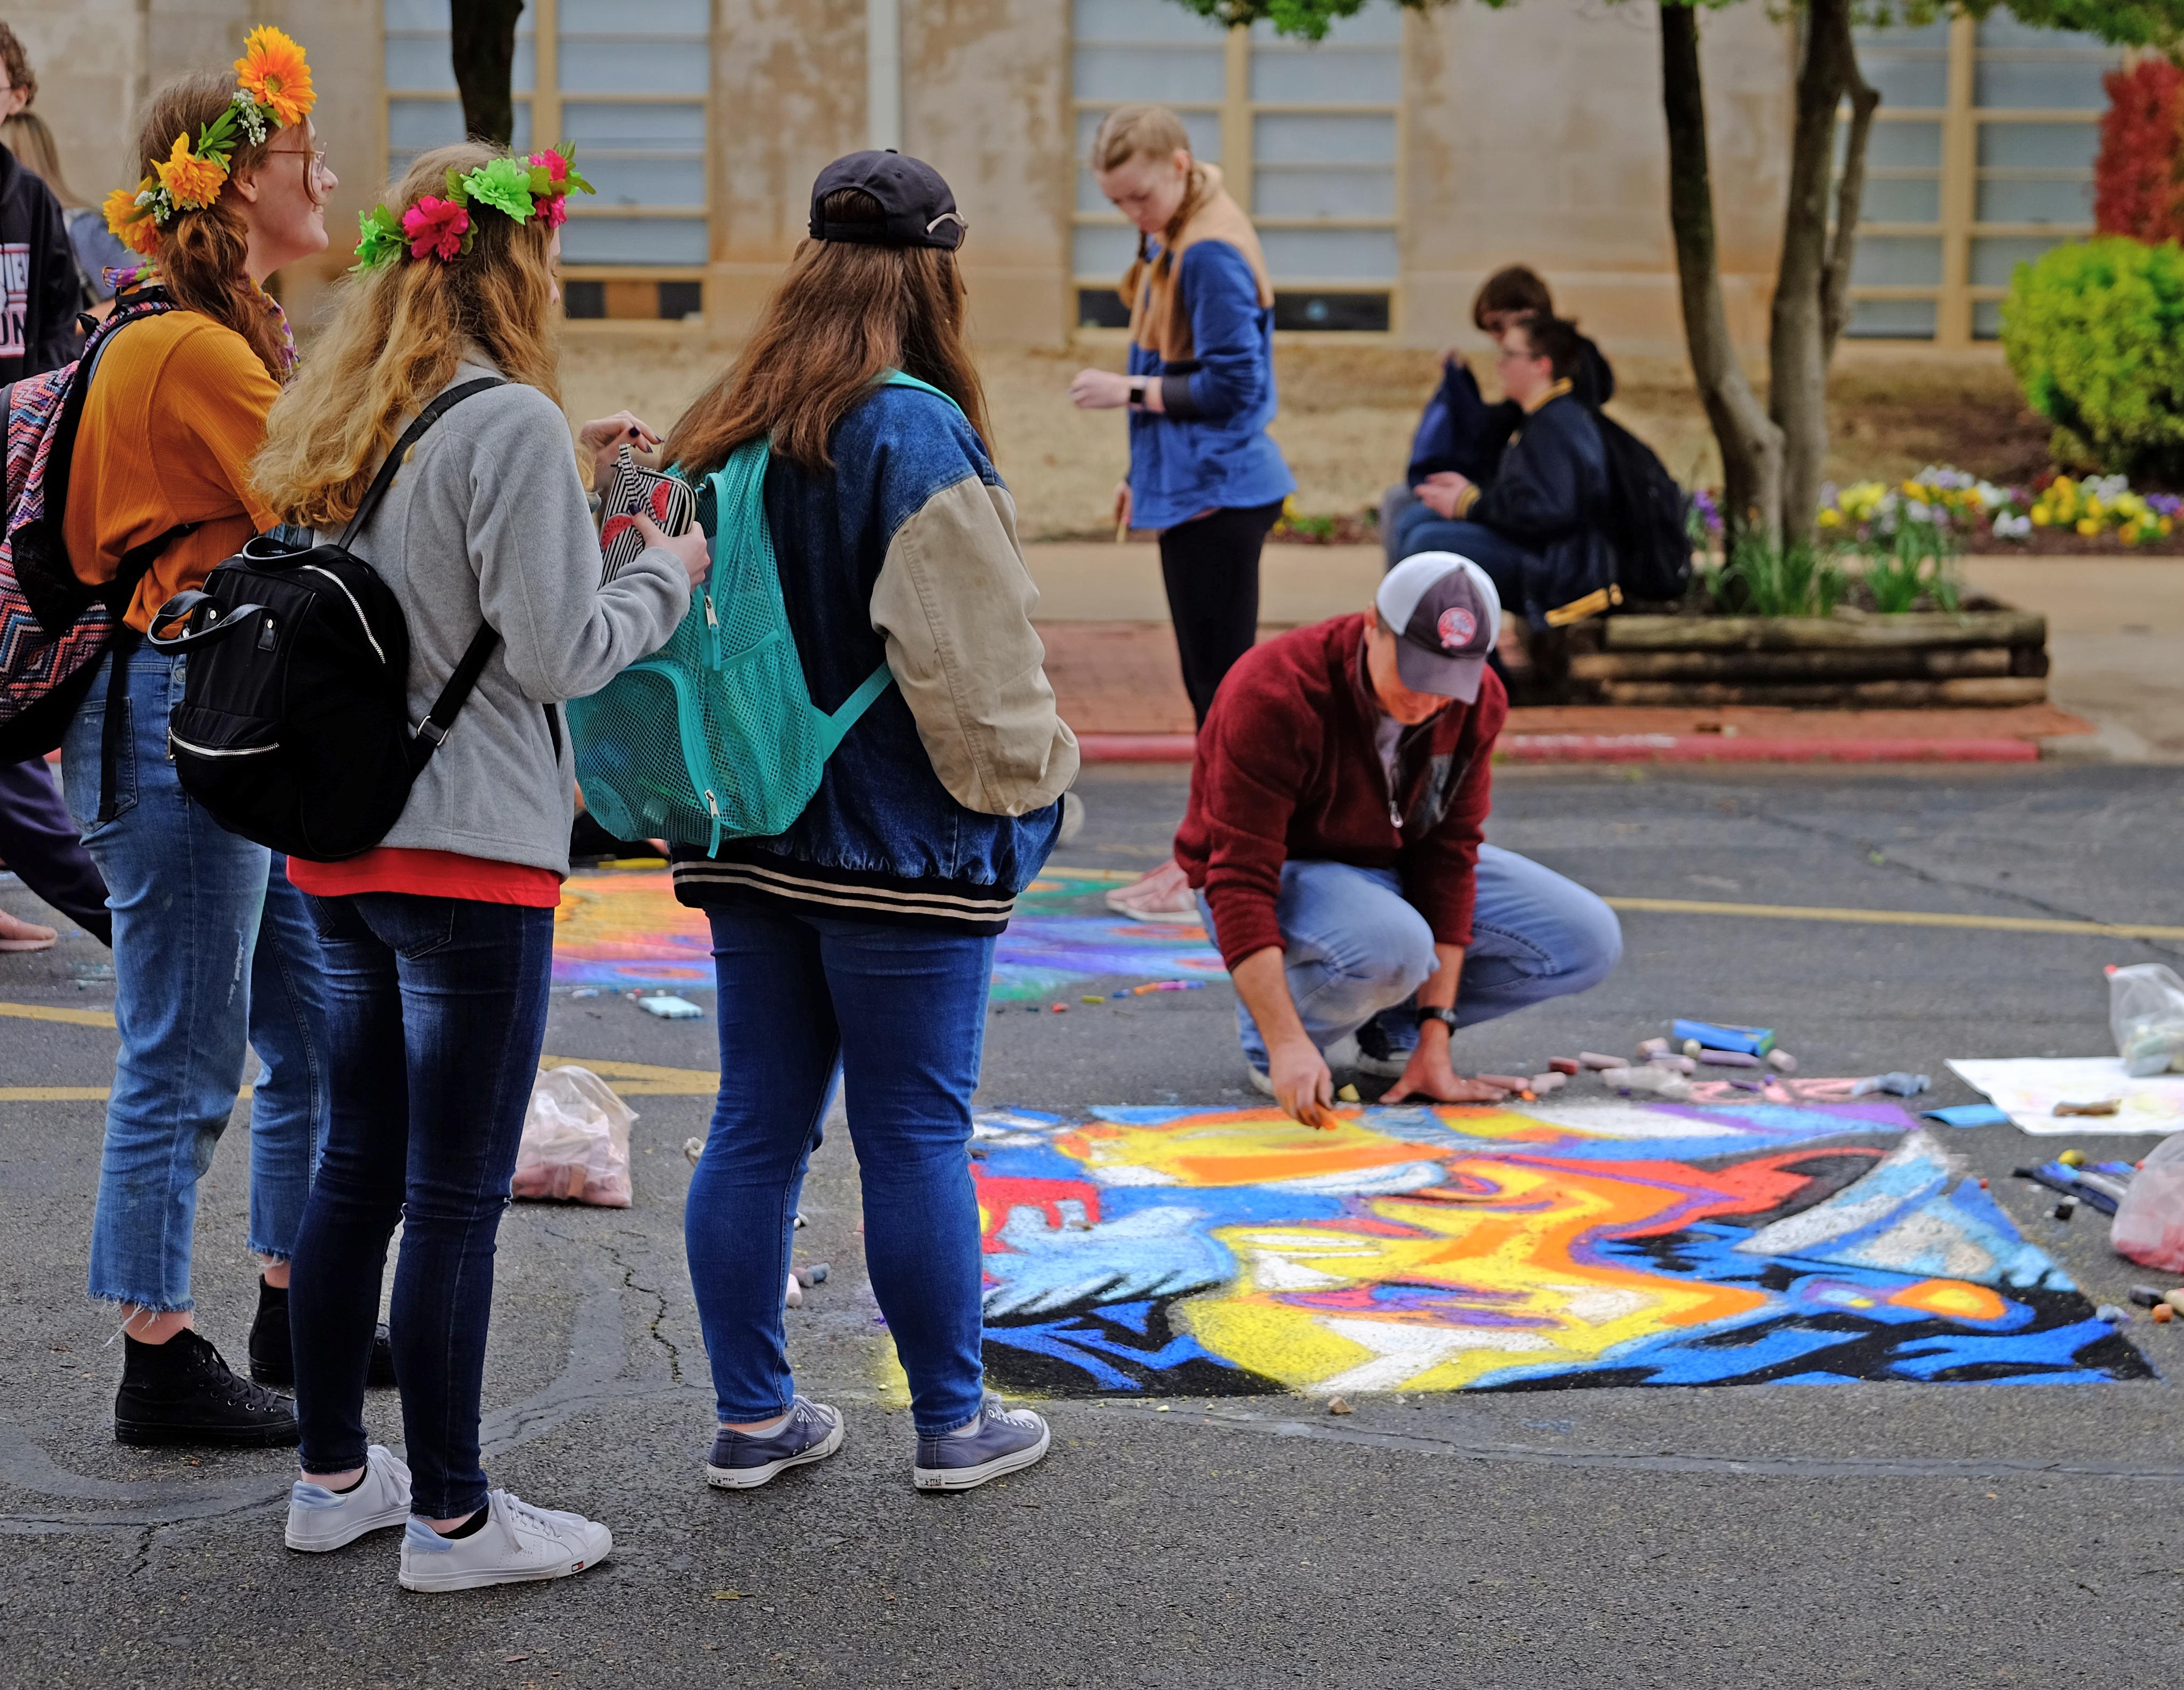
{"left": 285, "top": 1444, "right": 412, "bottom": 1552}
{"left": 913, "top": 1398, "right": 1051, "bottom": 1491}
{"left": 704, "top": 1395, "right": 845, "bottom": 1490}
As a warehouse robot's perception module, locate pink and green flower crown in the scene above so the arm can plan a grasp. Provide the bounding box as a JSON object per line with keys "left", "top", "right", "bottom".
{"left": 353, "top": 144, "right": 594, "bottom": 270}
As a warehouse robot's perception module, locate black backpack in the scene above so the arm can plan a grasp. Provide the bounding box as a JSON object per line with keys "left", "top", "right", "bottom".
{"left": 1592, "top": 410, "right": 1693, "bottom": 604}
{"left": 147, "top": 377, "right": 522, "bottom": 861}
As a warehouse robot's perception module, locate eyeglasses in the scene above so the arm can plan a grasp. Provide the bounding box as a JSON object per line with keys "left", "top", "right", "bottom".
{"left": 265, "top": 145, "right": 331, "bottom": 204}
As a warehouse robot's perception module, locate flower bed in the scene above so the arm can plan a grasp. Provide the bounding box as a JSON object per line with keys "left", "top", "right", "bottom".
{"left": 1811, "top": 466, "right": 2184, "bottom": 552}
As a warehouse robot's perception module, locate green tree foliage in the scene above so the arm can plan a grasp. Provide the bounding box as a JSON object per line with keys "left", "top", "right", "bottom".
{"left": 2003, "top": 236, "right": 2184, "bottom": 480}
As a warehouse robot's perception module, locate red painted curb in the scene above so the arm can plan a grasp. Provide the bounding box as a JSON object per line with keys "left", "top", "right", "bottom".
{"left": 1079, "top": 734, "right": 1197, "bottom": 762}
{"left": 1497, "top": 734, "right": 2042, "bottom": 764}
{"left": 1075, "top": 732, "right": 2046, "bottom": 764}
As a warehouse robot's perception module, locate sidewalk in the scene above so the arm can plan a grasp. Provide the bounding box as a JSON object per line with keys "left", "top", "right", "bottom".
{"left": 1029, "top": 543, "right": 2151, "bottom": 763}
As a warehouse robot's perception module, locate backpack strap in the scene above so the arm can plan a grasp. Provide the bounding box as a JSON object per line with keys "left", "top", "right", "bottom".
{"left": 408, "top": 619, "right": 502, "bottom": 771}
{"left": 338, "top": 377, "right": 506, "bottom": 549}
{"left": 815, "top": 661, "right": 894, "bottom": 758}
{"left": 878, "top": 369, "right": 965, "bottom": 414}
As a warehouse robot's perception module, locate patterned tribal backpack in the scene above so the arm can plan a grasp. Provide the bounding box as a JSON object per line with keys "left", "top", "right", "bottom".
{"left": 0, "top": 289, "right": 181, "bottom": 762}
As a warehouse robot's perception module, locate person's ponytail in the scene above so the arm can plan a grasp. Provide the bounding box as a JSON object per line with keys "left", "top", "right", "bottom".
{"left": 134, "top": 72, "right": 292, "bottom": 382}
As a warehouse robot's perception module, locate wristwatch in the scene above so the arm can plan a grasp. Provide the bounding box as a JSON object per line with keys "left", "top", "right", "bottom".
{"left": 1127, "top": 375, "right": 1150, "bottom": 407}
{"left": 1413, "top": 1006, "right": 1459, "bottom": 1034}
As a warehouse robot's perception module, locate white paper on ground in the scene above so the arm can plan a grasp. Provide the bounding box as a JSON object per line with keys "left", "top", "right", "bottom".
{"left": 1945, "top": 1056, "right": 2184, "bottom": 1135}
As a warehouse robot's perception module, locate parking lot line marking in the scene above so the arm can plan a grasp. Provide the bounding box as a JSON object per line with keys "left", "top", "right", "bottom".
{"left": 1602, "top": 897, "right": 2184, "bottom": 942}
{"left": 0, "top": 1001, "right": 118, "bottom": 1028}
{"left": 0, "top": 1086, "right": 111, "bottom": 1101}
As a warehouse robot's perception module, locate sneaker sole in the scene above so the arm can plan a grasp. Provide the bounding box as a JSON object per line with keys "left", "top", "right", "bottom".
{"left": 912, "top": 1425, "right": 1052, "bottom": 1492}
{"left": 398, "top": 1556, "right": 599, "bottom": 1594}
{"left": 1352, "top": 1052, "right": 1410, "bottom": 1080}
{"left": 286, "top": 1503, "right": 411, "bottom": 1553}
{"left": 703, "top": 1417, "right": 845, "bottom": 1490}
{"left": 115, "top": 1417, "right": 299, "bottom": 1449}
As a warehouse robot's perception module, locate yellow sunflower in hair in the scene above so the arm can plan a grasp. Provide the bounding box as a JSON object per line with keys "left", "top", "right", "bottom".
{"left": 104, "top": 182, "right": 161, "bottom": 257}
{"left": 153, "top": 133, "right": 228, "bottom": 211}
{"left": 235, "top": 26, "right": 315, "bottom": 128}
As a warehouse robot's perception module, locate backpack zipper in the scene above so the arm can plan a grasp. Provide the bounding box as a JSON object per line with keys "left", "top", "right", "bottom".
{"left": 169, "top": 731, "right": 278, "bottom": 758}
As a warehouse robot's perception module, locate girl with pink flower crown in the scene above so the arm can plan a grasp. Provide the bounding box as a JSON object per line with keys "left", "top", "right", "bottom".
{"left": 249, "top": 142, "right": 707, "bottom": 1593}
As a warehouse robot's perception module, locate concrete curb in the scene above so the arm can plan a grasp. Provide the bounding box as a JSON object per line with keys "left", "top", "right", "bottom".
{"left": 1075, "top": 732, "right": 2047, "bottom": 765}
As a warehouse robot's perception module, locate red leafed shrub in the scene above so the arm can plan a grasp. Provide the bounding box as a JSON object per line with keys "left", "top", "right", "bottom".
{"left": 2095, "top": 57, "right": 2184, "bottom": 243}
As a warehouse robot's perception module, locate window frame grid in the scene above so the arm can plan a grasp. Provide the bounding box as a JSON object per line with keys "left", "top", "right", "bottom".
{"left": 381, "top": 0, "right": 711, "bottom": 324}
{"left": 1844, "top": 13, "right": 2111, "bottom": 348}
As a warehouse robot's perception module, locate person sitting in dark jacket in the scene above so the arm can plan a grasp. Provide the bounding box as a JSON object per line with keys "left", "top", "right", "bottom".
{"left": 1389, "top": 313, "right": 1618, "bottom": 629}
{"left": 1384, "top": 266, "right": 1612, "bottom": 561}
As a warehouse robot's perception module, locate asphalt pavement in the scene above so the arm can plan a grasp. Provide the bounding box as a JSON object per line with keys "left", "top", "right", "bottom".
{"left": 4, "top": 762, "right": 2182, "bottom": 1687}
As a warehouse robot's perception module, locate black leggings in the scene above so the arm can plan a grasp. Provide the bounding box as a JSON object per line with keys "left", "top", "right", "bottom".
{"left": 1157, "top": 499, "right": 1285, "bottom": 727}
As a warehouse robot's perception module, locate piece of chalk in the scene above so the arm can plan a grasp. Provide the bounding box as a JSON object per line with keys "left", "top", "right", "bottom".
{"left": 1327, "top": 1396, "right": 1353, "bottom": 1415}
{"left": 1529, "top": 1073, "right": 1567, "bottom": 1095}
{"left": 2166, "top": 1289, "right": 2184, "bottom": 1315}
{"left": 637, "top": 994, "right": 705, "bottom": 1020}
{"left": 1697, "top": 1048, "right": 1761, "bottom": 1067}
{"left": 1477, "top": 1073, "right": 1530, "bottom": 1090}
{"left": 1765, "top": 1049, "right": 1797, "bottom": 1074}
{"left": 1081, "top": 996, "right": 1105, "bottom": 1005}
{"left": 795, "top": 1262, "right": 831, "bottom": 1288}
{"left": 1050, "top": 1003, "right": 1068, "bottom": 1014}
{"left": 2053, "top": 1097, "right": 2120, "bottom": 1117}
{"left": 2095, "top": 1303, "right": 2129, "bottom": 1324}
{"left": 1335, "top": 1083, "right": 1360, "bottom": 1102}
{"left": 2057, "top": 1148, "right": 2087, "bottom": 1166}
{"left": 2129, "top": 1285, "right": 2166, "bottom": 1308}
{"left": 1637, "top": 1037, "right": 1670, "bottom": 1057}
{"left": 1548, "top": 1057, "right": 1582, "bottom": 1075}
{"left": 1579, "top": 1052, "right": 1622, "bottom": 1071}
{"left": 2155, "top": 1303, "right": 2175, "bottom": 1324}
{"left": 1682, "top": 1038, "right": 1702, "bottom": 1058}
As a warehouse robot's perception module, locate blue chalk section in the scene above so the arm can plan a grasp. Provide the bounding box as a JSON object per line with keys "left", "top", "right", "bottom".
{"left": 1922, "top": 1103, "right": 2012, "bottom": 1128}
{"left": 981, "top": 1310, "right": 1240, "bottom": 1392}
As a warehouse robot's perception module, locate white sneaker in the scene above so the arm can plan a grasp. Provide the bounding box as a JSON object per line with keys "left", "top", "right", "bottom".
{"left": 286, "top": 1444, "right": 412, "bottom": 1552}
{"left": 397, "top": 1488, "right": 613, "bottom": 1593}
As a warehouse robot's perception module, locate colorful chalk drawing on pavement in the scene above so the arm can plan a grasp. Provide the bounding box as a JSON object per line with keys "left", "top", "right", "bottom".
{"left": 971, "top": 1100, "right": 2150, "bottom": 1396}
{"left": 553, "top": 865, "right": 1222, "bottom": 998}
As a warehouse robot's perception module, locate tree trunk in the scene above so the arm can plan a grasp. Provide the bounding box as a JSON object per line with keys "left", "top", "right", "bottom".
{"left": 1769, "top": 0, "right": 1870, "bottom": 548}
{"left": 1658, "top": 3, "right": 1784, "bottom": 546}
{"left": 450, "top": 0, "right": 526, "bottom": 146}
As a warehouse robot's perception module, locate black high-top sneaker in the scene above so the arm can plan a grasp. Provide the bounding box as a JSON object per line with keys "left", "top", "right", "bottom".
{"left": 248, "top": 1278, "right": 397, "bottom": 1389}
{"left": 114, "top": 1329, "right": 299, "bottom": 1447}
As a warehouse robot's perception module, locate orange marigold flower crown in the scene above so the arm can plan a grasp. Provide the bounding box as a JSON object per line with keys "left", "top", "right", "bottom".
{"left": 103, "top": 26, "right": 316, "bottom": 258}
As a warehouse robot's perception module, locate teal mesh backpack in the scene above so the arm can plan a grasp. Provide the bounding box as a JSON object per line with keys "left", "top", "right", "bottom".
{"left": 568, "top": 372, "right": 959, "bottom": 853}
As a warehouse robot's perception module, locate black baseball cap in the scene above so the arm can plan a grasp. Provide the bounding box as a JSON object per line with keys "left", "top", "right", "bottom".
{"left": 809, "top": 150, "right": 967, "bottom": 251}
{"left": 1374, "top": 552, "right": 1503, "bottom": 701}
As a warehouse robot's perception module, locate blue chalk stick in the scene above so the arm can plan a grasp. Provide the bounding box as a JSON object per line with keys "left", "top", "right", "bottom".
{"left": 1921, "top": 1103, "right": 2011, "bottom": 1128}
{"left": 1672, "top": 1018, "right": 1775, "bottom": 1057}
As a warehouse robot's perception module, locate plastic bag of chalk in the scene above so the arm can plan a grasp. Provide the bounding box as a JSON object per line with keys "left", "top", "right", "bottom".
{"left": 2108, "top": 963, "right": 2184, "bottom": 1077}
{"left": 2111, "top": 1131, "right": 2184, "bottom": 1274}
{"left": 512, "top": 1065, "right": 638, "bottom": 1207}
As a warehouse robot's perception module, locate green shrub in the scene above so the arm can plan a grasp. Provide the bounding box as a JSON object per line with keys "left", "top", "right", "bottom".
{"left": 1704, "top": 531, "right": 1846, "bottom": 619}
{"left": 2003, "top": 236, "right": 2184, "bottom": 482}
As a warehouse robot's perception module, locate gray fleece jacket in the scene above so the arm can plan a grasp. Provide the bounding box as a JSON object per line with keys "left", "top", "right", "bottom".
{"left": 327, "top": 360, "right": 690, "bottom": 877}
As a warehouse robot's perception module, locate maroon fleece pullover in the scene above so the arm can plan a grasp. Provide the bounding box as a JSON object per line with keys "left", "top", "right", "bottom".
{"left": 1172, "top": 613, "right": 1506, "bottom": 971}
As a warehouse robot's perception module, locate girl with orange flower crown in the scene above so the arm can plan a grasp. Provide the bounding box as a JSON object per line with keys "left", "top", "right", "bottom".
{"left": 62, "top": 28, "right": 360, "bottom": 1449}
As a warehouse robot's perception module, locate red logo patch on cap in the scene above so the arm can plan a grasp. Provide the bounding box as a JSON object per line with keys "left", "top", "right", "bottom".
{"left": 1437, "top": 606, "right": 1478, "bottom": 651}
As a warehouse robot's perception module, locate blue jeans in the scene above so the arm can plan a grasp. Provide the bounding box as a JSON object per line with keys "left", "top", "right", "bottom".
{"left": 60, "top": 645, "right": 331, "bottom": 1310}
{"left": 1390, "top": 510, "right": 1534, "bottom": 616}
{"left": 287, "top": 894, "right": 554, "bottom": 1520}
{"left": 686, "top": 904, "right": 994, "bottom": 1437}
{"left": 1197, "top": 844, "right": 1622, "bottom": 1071}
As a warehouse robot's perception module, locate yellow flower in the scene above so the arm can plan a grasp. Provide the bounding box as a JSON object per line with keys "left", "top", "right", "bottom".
{"left": 2076, "top": 517, "right": 2101, "bottom": 537}
{"left": 2120, "top": 522, "right": 2143, "bottom": 545}
{"left": 2030, "top": 506, "right": 2050, "bottom": 528}
{"left": 235, "top": 25, "right": 315, "bottom": 128}
{"left": 2162, "top": 516, "right": 2175, "bottom": 536}
{"left": 1817, "top": 507, "right": 1842, "bottom": 528}
{"left": 153, "top": 131, "right": 228, "bottom": 210}
{"left": 103, "top": 181, "right": 160, "bottom": 257}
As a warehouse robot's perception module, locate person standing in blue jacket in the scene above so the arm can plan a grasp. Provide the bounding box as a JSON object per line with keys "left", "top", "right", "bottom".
{"left": 1071, "top": 104, "right": 1295, "bottom": 919}
{"left": 663, "top": 153, "right": 1078, "bottom": 1495}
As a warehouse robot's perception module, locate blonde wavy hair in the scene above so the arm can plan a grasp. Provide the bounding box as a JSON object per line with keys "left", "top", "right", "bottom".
{"left": 254, "top": 142, "right": 561, "bottom": 530}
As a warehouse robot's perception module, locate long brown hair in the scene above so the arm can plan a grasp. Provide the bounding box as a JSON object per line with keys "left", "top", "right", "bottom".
{"left": 253, "top": 143, "right": 561, "bottom": 531}
{"left": 2, "top": 112, "right": 85, "bottom": 210}
{"left": 663, "top": 188, "right": 990, "bottom": 477}
{"left": 133, "top": 72, "right": 291, "bottom": 382}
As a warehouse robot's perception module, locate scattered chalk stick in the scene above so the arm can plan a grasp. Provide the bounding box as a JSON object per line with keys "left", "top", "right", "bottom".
{"left": 1548, "top": 1057, "right": 1582, "bottom": 1075}
{"left": 1697, "top": 1048, "right": 1761, "bottom": 1067}
{"left": 1529, "top": 1073, "right": 1567, "bottom": 1095}
{"left": 1578, "top": 1052, "right": 1622, "bottom": 1071}
{"left": 1765, "top": 1049, "right": 1797, "bottom": 1074}
{"left": 795, "top": 1262, "right": 831, "bottom": 1288}
{"left": 2156, "top": 1304, "right": 2175, "bottom": 1324}
{"left": 637, "top": 994, "right": 704, "bottom": 1020}
{"left": 2053, "top": 1097, "right": 2121, "bottom": 1117}
{"left": 1636, "top": 1037, "right": 1670, "bottom": 1057}
{"left": 1476, "top": 1073, "right": 1530, "bottom": 1091}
